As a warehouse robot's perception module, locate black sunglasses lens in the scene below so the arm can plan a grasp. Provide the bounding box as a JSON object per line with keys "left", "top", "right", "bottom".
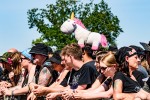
{"left": 101, "top": 67, "right": 107, "bottom": 70}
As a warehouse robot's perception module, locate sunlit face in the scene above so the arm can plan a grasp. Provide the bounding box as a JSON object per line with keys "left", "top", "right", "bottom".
{"left": 20, "top": 55, "right": 30, "bottom": 68}
{"left": 32, "top": 54, "right": 47, "bottom": 66}
{"left": 100, "top": 61, "right": 116, "bottom": 77}
{"left": 61, "top": 55, "right": 72, "bottom": 70}
{"left": 126, "top": 49, "right": 140, "bottom": 69}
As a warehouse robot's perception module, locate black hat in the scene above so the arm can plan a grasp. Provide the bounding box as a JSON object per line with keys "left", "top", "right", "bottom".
{"left": 29, "top": 43, "right": 48, "bottom": 56}
{"left": 140, "top": 42, "right": 150, "bottom": 52}
{"left": 129, "top": 45, "right": 145, "bottom": 56}
{"left": 108, "top": 45, "right": 118, "bottom": 52}
{"left": 115, "top": 46, "right": 132, "bottom": 65}
{"left": 48, "top": 46, "right": 53, "bottom": 54}
{"left": 47, "top": 50, "right": 61, "bottom": 64}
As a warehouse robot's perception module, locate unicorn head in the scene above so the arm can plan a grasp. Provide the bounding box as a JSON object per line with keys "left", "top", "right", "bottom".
{"left": 60, "top": 12, "right": 86, "bottom": 34}
{"left": 60, "top": 19, "right": 76, "bottom": 34}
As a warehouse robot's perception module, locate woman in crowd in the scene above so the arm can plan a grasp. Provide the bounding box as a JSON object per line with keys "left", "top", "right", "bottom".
{"left": 1, "top": 49, "right": 37, "bottom": 100}
{"left": 113, "top": 46, "right": 149, "bottom": 100}
{"left": 0, "top": 52, "right": 22, "bottom": 88}
{"left": 73, "top": 51, "right": 116, "bottom": 99}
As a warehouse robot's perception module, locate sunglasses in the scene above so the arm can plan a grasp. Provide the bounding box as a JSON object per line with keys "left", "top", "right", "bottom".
{"left": 20, "top": 57, "right": 28, "bottom": 62}
{"left": 100, "top": 66, "right": 107, "bottom": 71}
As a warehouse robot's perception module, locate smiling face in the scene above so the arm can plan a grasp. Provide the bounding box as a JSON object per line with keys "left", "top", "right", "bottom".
{"left": 61, "top": 55, "right": 72, "bottom": 70}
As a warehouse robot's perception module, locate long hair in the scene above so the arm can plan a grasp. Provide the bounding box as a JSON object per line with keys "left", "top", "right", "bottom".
{"left": 115, "top": 47, "right": 134, "bottom": 77}
{"left": 11, "top": 52, "right": 22, "bottom": 76}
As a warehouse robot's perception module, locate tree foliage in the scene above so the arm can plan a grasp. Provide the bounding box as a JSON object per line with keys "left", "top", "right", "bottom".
{"left": 27, "top": 0, "right": 123, "bottom": 49}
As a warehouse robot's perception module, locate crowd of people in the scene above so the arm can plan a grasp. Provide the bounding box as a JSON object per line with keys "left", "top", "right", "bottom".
{"left": 0, "top": 41, "right": 150, "bottom": 100}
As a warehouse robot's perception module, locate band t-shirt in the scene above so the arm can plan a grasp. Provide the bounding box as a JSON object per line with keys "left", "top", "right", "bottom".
{"left": 113, "top": 72, "right": 141, "bottom": 93}
{"left": 60, "top": 62, "right": 98, "bottom": 89}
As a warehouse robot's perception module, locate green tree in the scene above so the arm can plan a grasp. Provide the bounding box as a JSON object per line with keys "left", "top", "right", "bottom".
{"left": 27, "top": 0, "right": 123, "bottom": 49}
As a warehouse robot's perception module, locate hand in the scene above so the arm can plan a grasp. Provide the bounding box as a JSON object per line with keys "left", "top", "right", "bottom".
{"left": 27, "top": 92, "right": 37, "bottom": 100}
{"left": 32, "top": 84, "right": 45, "bottom": 96}
{"left": 28, "top": 82, "right": 36, "bottom": 92}
{"left": 46, "top": 92, "right": 60, "bottom": 100}
{"left": 61, "top": 90, "right": 74, "bottom": 100}
{"left": 1, "top": 87, "right": 11, "bottom": 96}
{"left": 0, "top": 81, "right": 12, "bottom": 88}
{"left": 135, "top": 89, "right": 149, "bottom": 100}
{"left": 73, "top": 91, "right": 83, "bottom": 99}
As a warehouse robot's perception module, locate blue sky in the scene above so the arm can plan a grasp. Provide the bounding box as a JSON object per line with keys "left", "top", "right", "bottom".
{"left": 0, "top": 0, "right": 150, "bottom": 55}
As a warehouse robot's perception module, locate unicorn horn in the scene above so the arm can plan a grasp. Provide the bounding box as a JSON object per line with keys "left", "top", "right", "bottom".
{"left": 71, "top": 12, "right": 74, "bottom": 20}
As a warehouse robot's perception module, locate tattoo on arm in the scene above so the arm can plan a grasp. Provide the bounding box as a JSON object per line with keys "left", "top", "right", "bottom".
{"left": 114, "top": 79, "right": 123, "bottom": 92}
{"left": 38, "top": 67, "right": 52, "bottom": 86}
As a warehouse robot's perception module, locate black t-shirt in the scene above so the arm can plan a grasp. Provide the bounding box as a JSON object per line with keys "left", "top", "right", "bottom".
{"left": 113, "top": 72, "right": 141, "bottom": 93}
{"left": 85, "top": 61, "right": 99, "bottom": 76}
{"left": 60, "top": 62, "right": 98, "bottom": 89}
{"left": 132, "top": 70, "right": 146, "bottom": 87}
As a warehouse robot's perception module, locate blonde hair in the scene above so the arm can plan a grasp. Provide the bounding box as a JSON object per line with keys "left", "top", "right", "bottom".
{"left": 101, "top": 51, "right": 118, "bottom": 67}
{"left": 96, "top": 51, "right": 108, "bottom": 62}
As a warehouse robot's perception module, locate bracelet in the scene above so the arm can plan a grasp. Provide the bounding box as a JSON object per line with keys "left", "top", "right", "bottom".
{"left": 28, "top": 82, "right": 32, "bottom": 93}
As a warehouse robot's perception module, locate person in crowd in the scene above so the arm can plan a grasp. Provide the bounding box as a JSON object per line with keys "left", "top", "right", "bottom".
{"left": 0, "top": 52, "right": 22, "bottom": 87}
{"left": 43, "top": 46, "right": 53, "bottom": 66}
{"left": 113, "top": 46, "right": 149, "bottom": 100}
{"left": 47, "top": 46, "right": 53, "bottom": 58}
{"left": 129, "top": 45, "right": 149, "bottom": 78}
{"left": 43, "top": 43, "right": 98, "bottom": 100}
{"left": 108, "top": 45, "right": 118, "bottom": 53}
{"left": 81, "top": 43, "right": 99, "bottom": 82}
{"left": 140, "top": 41, "right": 150, "bottom": 74}
{"left": 1, "top": 48, "right": 36, "bottom": 100}
{"left": 73, "top": 51, "right": 116, "bottom": 99}
{"left": 0, "top": 52, "right": 15, "bottom": 91}
{"left": 1, "top": 43, "right": 52, "bottom": 100}
{"left": 0, "top": 48, "right": 18, "bottom": 82}
{"left": 76, "top": 51, "right": 108, "bottom": 93}
{"left": 0, "top": 52, "right": 23, "bottom": 99}
{"left": 7, "top": 48, "right": 18, "bottom": 53}
{"left": 27, "top": 50, "right": 68, "bottom": 97}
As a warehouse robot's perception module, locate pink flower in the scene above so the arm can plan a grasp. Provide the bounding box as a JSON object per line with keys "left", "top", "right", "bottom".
{"left": 7, "top": 58, "right": 12, "bottom": 65}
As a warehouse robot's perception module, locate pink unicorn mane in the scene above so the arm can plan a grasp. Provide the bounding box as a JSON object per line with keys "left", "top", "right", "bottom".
{"left": 74, "top": 18, "right": 86, "bottom": 29}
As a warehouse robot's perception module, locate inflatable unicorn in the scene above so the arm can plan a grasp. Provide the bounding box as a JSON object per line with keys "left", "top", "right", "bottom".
{"left": 60, "top": 13, "right": 108, "bottom": 50}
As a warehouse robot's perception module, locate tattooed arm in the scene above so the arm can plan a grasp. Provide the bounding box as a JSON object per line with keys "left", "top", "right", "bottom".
{"left": 113, "top": 79, "right": 135, "bottom": 100}
{"left": 38, "top": 67, "right": 52, "bottom": 86}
